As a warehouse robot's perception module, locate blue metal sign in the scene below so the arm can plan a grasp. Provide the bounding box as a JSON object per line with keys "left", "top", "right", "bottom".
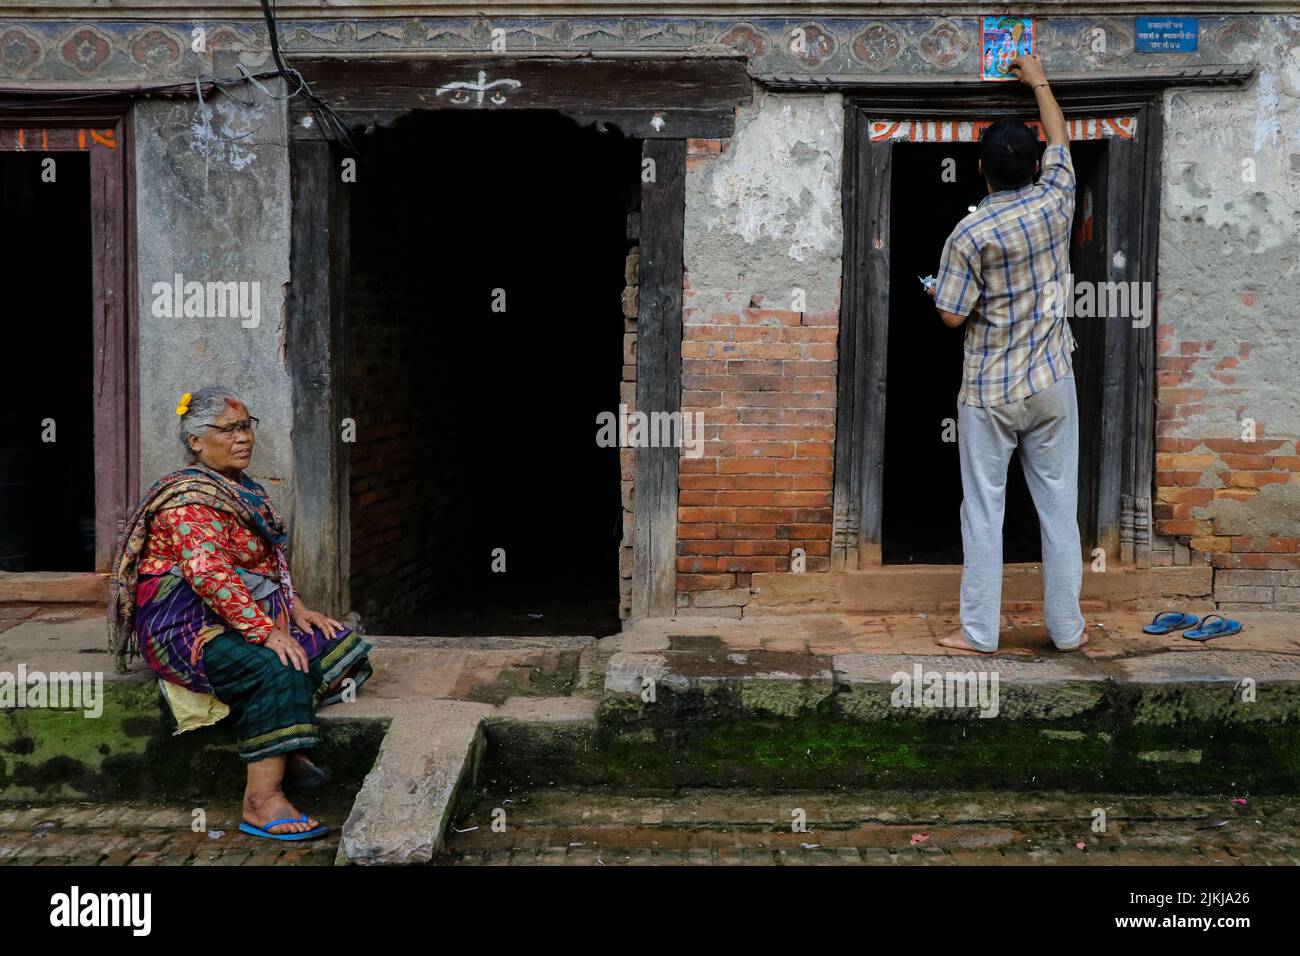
{"left": 1135, "top": 17, "right": 1199, "bottom": 53}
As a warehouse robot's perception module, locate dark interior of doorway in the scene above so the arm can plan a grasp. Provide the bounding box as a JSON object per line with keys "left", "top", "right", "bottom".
{"left": 347, "top": 111, "right": 640, "bottom": 636}
{"left": 0, "top": 153, "right": 94, "bottom": 571}
{"left": 881, "top": 139, "right": 1105, "bottom": 564}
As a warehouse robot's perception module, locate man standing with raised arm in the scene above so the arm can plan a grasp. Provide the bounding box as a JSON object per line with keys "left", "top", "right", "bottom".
{"left": 929, "top": 54, "right": 1088, "bottom": 655}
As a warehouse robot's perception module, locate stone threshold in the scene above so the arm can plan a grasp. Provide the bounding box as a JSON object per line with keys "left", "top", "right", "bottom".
{"left": 748, "top": 564, "right": 1214, "bottom": 613}
{"left": 0, "top": 571, "right": 109, "bottom": 605}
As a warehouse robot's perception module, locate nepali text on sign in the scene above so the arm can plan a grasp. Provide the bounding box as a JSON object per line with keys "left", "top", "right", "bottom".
{"left": 1135, "top": 17, "right": 1199, "bottom": 53}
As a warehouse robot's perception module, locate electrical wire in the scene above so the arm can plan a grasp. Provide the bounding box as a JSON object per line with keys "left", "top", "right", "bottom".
{"left": 257, "top": 0, "right": 359, "bottom": 154}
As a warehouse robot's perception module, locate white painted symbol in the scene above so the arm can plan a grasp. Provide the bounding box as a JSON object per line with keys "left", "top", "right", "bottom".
{"left": 650, "top": 113, "right": 666, "bottom": 132}
{"left": 436, "top": 70, "right": 522, "bottom": 107}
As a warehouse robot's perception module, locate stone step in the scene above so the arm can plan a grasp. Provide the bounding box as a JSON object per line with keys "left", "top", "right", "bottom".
{"left": 0, "top": 571, "right": 109, "bottom": 604}
{"left": 469, "top": 645, "right": 1300, "bottom": 794}
{"left": 329, "top": 694, "right": 598, "bottom": 865}
{"left": 748, "top": 564, "right": 1213, "bottom": 613}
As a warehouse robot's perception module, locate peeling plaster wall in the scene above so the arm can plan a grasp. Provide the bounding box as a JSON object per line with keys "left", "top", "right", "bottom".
{"left": 1159, "top": 19, "right": 1300, "bottom": 435}
{"left": 676, "top": 90, "right": 843, "bottom": 611}
{"left": 1154, "top": 16, "right": 1300, "bottom": 590}
{"left": 133, "top": 88, "right": 296, "bottom": 520}
{"left": 684, "top": 90, "right": 844, "bottom": 316}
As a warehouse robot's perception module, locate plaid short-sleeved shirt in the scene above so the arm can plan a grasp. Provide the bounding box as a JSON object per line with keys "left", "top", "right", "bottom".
{"left": 934, "top": 143, "right": 1078, "bottom": 408}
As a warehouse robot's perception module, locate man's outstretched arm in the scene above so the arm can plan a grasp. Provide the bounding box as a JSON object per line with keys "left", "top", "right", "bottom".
{"left": 1011, "top": 54, "right": 1067, "bottom": 146}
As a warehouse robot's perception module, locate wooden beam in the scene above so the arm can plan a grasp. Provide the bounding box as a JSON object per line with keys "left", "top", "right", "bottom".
{"left": 286, "top": 138, "right": 350, "bottom": 614}
{"left": 10, "top": 1, "right": 1294, "bottom": 16}
{"left": 87, "top": 118, "right": 134, "bottom": 570}
{"left": 832, "top": 119, "right": 891, "bottom": 571}
{"left": 763, "top": 65, "right": 1257, "bottom": 97}
{"left": 286, "top": 55, "right": 749, "bottom": 140}
{"left": 1128, "top": 98, "right": 1162, "bottom": 567}
{"left": 632, "top": 138, "right": 685, "bottom": 618}
{"left": 1098, "top": 137, "right": 1139, "bottom": 560}
{"left": 830, "top": 103, "right": 862, "bottom": 572}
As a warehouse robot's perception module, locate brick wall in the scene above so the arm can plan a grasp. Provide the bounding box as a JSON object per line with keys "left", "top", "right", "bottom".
{"left": 1153, "top": 326, "right": 1300, "bottom": 611}
{"left": 346, "top": 162, "right": 459, "bottom": 630}
{"left": 676, "top": 139, "right": 840, "bottom": 616}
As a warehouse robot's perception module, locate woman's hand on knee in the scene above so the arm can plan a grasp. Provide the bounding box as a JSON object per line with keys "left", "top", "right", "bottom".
{"left": 263, "top": 610, "right": 309, "bottom": 672}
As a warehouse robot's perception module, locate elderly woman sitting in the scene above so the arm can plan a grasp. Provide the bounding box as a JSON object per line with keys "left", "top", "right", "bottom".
{"left": 109, "top": 385, "right": 372, "bottom": 841}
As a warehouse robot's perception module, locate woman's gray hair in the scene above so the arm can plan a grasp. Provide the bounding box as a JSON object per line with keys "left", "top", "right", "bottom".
{"left": 177, "top": 385, "right": 247, "bottom": 461}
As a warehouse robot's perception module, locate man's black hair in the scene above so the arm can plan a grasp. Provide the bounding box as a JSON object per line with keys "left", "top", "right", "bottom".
{"left": 979, "top": 117, "right": 1040, "bottom": 191}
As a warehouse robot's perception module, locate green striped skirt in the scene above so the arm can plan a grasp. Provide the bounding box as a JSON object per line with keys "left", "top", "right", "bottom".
{"left": 203, "top": 630, "right": 373, "bottom": 763}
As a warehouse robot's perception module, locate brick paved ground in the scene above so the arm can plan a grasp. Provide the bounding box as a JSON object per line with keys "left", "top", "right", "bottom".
{"left": 0, "top": 802, "right": 346, "bottom": 865}
{"left": 15, "top": 789, "right": 1293, "bottom": 866}
{"left": 442, "top": 788, "right": 1300, "bottom": 866}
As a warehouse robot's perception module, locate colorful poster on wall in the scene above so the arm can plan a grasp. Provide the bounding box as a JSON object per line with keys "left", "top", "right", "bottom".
{"left": 981, "top": 16, "right": 1035, "bottom": 81}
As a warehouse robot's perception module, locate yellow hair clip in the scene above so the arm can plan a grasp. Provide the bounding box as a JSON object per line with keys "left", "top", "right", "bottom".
{"left": 175, "top": 392, "right": 192, "bottom": 416}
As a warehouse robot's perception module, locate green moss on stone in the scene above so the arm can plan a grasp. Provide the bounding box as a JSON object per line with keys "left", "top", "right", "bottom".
{"left": 0, "top": 682, "right": 385, "bottom": 803}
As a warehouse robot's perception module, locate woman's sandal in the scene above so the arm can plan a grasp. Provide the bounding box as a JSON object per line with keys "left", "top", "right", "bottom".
{"left": 239, "top": 814, "right": 330, "bottom": 842}
{"left": 1182, "top": 614, "right": 1242, "bottom": 642}
{"left": 1142, "top": 611, "right": 1199, "bottom": 635}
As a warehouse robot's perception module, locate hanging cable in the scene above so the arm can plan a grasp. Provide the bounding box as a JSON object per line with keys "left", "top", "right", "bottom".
{"left": 257, "top": 0, "right": 360, "bottom": 154}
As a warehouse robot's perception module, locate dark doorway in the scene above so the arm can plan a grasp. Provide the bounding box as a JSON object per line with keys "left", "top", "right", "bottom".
{"left": 881, "top": 139, "right": 1105, "bottom": 564}
{"left": 346, "top": 111, "right": 639, "bottom": 636}
{"left": 0, "top": 152, "right": 94, "bottom": 571}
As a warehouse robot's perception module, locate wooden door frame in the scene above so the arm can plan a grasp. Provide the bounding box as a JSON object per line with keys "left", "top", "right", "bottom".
{"left": 821, "top": 70, "right": 1254, "bottom": 571}
{"left": 285, "top": 55, "right": 747, "bottom": 617}
{"left": 0, "top": 95, "right": 138, "bottom": 573}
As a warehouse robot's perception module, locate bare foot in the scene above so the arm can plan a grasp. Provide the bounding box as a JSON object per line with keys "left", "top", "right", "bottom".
{"left": 935, "top": 631, "right": 997, "bottom": 655}
{"left": 1056, "top": 632, "right": 1091, "bottom": 653}
{"left": 243, "top": 788, "right": 320, "bottom": 835}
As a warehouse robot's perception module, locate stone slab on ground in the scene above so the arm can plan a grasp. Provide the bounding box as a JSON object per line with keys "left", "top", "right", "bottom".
{"left": 337, "top": 700, "right": 494, "bottom": 866}
{"left": 833, "top": 653, "right": 1108, "bottom": 686}
{"left": 605, "top": 649, "right": 835, "bottom": 717}
{"left": 492, "top": 695, "right": 598, "bottom": 723}
{"left": 832, "top": 653, "right": 1109, "bottom": 720}
{"left": 1102, "top": 650, "right": 1300, "bottom": 684}
{"left": 0, "top": 614, "right": 137, "bottom": 679}
{"left": 0, "top": 572, "right": 109, "bottom": 604}
{"left": 748, "top": 564, "right": 1214, "bottom": 612}
{"left": 613, "top": 610, "right": 1300, "bottom": 664}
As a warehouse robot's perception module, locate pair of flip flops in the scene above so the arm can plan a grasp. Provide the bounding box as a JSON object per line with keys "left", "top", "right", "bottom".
{"left": 239, "top": 814, "right": 330, "bottom": 842}
{"left": 1143, "top": 611, "right": 1242, "bottom": 641}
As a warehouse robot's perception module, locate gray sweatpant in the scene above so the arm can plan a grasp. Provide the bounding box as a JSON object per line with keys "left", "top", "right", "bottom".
{"left": 957, "top": 376, "right": 1086, "bottom": 652}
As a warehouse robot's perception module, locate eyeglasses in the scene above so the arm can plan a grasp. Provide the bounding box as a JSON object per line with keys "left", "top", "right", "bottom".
{"left": 200, "top": 417, "right": 259, "bottom": 438}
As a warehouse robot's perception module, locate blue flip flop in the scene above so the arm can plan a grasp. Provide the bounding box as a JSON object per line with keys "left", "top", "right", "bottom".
{"left": 239, "top": 814, "right": 330, "bottom": 842}
{"left": 1143, "top": 611, "right": 1199, "bottom": 635}
{"left": 1183, "top": 614, "right": 1242, "bottom": 642}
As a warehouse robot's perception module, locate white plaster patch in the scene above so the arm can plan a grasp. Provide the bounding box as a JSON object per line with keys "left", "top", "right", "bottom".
{"left": 190, "top": 92, "right": 268, "bottom": 172}
{"left": 1254, "top": 71, "right": 1284, "bottom": 153}
{"left": 702, "top": 95, "right": 841, "bottom": 263}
